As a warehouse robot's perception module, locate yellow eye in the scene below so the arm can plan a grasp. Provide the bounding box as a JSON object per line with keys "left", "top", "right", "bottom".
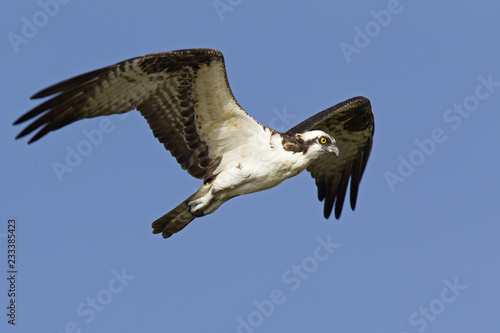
{"left": 320, "top": 137, "right": 328, "bottom": 144}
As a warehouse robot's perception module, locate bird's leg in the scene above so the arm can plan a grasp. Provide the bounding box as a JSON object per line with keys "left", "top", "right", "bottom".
{"left": 187, "top": 186, "right": 215, "bottom": 217}
{"left": 188, "top": 168, "right": 241, "bottom": 216}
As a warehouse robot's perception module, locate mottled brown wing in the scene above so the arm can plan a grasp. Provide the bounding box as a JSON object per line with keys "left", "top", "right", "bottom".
{"left": 14, "top": 48, "right": 264, "bottom": 180}
{"left": 285, "top": 96, "right": 374, "bottom": 219}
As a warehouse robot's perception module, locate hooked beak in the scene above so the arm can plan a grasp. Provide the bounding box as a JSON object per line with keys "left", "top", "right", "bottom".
{"left": 324, "top": 143, "right": 339, "bottom": 156}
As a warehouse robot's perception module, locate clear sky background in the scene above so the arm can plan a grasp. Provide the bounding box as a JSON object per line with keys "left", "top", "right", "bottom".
{"left": 2, "top": 1, "right": 500, "bottom": 332}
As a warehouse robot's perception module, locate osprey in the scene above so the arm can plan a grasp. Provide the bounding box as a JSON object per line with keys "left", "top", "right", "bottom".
{"left": 14, "top": 48, "right": 374, "bottom": 238}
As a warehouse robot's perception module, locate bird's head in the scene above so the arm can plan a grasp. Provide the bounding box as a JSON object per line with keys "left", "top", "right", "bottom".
{"left": 299, "top": 130, "right": 339, "bottom": 157}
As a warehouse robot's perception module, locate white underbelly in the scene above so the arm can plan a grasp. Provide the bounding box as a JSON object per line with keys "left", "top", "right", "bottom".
{"left": 212, "top": 145, "right": 309, "bottom": 198}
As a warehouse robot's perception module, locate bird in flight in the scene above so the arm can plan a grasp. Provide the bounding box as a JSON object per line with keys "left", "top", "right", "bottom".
{"left": 14, "top": 48, "right": 374, "bottom": 238}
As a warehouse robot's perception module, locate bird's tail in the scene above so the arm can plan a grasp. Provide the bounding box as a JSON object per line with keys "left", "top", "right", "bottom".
{"left": 151, "top": 194, "right": 197, "bottom": 239}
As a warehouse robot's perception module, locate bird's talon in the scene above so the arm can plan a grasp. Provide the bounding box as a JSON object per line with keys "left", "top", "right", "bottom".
{"left": 190, "top": 209, "right": 205, "bottom": 217}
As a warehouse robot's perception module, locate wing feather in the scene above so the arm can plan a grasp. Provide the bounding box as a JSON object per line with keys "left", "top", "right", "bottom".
{"left": 286, "top": 96, "right": 374, "bottom": 219}
{"left": 14, "top": 48, "right": 264, "bottom": 180}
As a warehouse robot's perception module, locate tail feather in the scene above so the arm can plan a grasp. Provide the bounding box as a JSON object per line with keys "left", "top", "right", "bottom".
{"left": 152, "top": 196, "right": 196, "bottom": 238}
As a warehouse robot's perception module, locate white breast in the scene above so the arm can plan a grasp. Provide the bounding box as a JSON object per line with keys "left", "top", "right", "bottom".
{"left": 211, "top": 130, "right": 314, "bottom": 197}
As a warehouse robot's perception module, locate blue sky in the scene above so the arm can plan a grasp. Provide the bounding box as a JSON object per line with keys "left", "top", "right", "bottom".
{"left": 2, "top": 1, "right": 500, "bottom": 332}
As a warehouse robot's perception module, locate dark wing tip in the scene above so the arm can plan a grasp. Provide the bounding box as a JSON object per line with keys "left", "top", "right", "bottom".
{"left": 30, "top": 90, "right": 50, "bottom": 100}
{"left": 14, "top": 126, "right": 47, "bottom": 144}
{"left": 13, "top": 104, "right": 47, "bottom": 125}
{"left": 13, "top": 117, "right": 25, "bottom": 126}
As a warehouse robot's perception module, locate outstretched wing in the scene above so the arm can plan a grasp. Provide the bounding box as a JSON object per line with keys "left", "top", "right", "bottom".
{"left": 14, "top": 48, "right": 265, "bottom": 180}
{"left": 286, "top": 96, "right": 374, "bottom": 219}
